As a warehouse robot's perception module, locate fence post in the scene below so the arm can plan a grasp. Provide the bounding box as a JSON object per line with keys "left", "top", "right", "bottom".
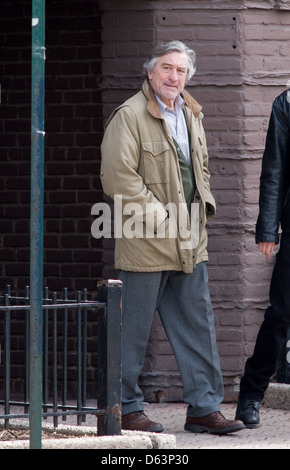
{"left": 97, "top": 280, "right": 122, "bottom": 436}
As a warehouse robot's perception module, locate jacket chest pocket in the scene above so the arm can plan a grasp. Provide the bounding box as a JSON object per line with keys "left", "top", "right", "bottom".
{"left": 142, "top": 141, "right": 170, "bottom": 184}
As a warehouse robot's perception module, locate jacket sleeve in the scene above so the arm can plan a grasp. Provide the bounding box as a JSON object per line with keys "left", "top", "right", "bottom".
{"left": 100, "top": 106, "right": 168, "bottom": 232}
{"left": 256, "top": 94, "right": 290, "bottom": 244}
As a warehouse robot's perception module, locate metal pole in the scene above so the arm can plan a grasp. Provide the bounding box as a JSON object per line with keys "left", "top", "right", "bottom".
{"left": 30, "top": 0, "right": 45, "bottom": 449}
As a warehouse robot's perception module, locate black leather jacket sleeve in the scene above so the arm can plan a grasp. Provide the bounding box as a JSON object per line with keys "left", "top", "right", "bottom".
{"left": 256, "top": 90, "right": 290, "bottom": 244}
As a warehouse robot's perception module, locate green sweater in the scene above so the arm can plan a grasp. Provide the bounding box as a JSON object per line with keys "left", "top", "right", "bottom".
{"left": 173, "top": 138, "right": 196, "bottom": 215}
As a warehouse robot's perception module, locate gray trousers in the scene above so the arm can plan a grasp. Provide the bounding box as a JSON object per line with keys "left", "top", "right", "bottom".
{"left": 118, "top": 262, "right": 224, "bottom": 418}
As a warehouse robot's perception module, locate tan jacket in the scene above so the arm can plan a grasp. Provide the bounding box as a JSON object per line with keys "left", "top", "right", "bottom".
{"left": 100, "top": 80, "right": 216, "bottom": 273}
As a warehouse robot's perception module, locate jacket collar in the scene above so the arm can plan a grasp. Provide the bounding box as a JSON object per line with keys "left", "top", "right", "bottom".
{"left": 142, "top": 79, "right": 202, "bottom": 119}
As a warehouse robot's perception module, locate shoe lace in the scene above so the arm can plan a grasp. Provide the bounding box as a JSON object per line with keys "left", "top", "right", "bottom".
{"left": 243, "top": 399, "right": 260, "bottom": 411}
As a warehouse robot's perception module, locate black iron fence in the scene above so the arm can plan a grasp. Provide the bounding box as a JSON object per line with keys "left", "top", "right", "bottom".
{"left": 0, "top": 279, "right": 122, "bottom": 438}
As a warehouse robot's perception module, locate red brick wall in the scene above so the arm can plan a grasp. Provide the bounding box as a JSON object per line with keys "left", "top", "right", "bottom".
{"left": 0, "top": 0, "right": 103, "bottom": 293}
{"left": 0, "top": 0, "right": 103, "bottom": 396}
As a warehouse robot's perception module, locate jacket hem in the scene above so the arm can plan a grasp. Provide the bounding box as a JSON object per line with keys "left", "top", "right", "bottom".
{"left": 115, "top": 256, "right": 208, "bottom": 273}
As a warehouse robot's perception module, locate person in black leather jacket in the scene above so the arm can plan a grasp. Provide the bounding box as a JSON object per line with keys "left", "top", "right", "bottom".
{"left": 235, "top": 89, "right": 290, "bottom": 428}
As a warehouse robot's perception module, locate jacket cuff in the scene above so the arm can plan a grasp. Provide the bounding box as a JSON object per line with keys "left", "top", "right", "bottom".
{"left": 255, "top": 233, "right": 280, "bottom": 244}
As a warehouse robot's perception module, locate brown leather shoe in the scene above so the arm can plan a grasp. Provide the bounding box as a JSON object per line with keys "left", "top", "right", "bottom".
{"left": 184, "top": 411, "right": 245, "bottom": 435}
{"left": 122, "top": 411, "right": 164, "bottom": 433}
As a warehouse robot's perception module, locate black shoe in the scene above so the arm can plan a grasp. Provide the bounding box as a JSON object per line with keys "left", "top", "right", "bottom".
{"left": 235, "top": 399, "right": 260, "bottom": 428}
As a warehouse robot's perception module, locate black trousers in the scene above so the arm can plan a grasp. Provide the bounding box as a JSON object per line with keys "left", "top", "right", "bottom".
{"left": 239, "top": 232, "right": 290, "bottom": 401}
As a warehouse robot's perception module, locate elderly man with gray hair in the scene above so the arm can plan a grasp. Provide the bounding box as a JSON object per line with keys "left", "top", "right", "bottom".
{"left": 100, "top": 41, "right": 245, "bottom": 435}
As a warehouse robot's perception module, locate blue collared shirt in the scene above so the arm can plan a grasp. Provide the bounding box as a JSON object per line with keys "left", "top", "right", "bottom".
{"left": 155, "top": 94, "right": 190, "bottom": 164}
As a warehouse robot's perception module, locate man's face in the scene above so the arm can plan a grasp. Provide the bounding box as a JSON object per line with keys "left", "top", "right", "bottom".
{"left": 148, "top": 51, "right": 188, "bottom": 109}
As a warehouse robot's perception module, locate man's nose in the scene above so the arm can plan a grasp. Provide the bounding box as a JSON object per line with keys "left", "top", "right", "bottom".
{"left": 168, "top": 68, "right": 178, "bottom": 80}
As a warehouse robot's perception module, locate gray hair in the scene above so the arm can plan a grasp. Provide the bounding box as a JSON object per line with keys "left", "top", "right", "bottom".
{"left": 143, "top": 40, "right": 196, "bottom": 83}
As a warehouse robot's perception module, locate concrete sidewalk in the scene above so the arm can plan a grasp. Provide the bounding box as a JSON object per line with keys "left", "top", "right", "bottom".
{"left": 2, "top": 383, "right": 290, "bottom": 449}
{"left": 142, "top": 402, "right": 290, "bottom": 449}
{"left": 138, "top": 383, "right": 290, "bottom": 449}
{"left": 85, "top": 382, "right": 290, "bottom": 449}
